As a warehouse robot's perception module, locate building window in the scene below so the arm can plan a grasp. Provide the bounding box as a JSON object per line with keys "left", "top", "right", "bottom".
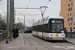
{"left": 74, "top": 22, "right": 75, "bottom": 25}
{"left": 71, "top": 22, "right": 72, "bottom": 26}
{"left": 68, "top": 18, "right": 70, "bottom": 21}
{"left": 71, "top": 17, "right": 73, "bottom": 21}
{"left": 68, "top": 8, "right": 70, "bottom": 11}
{"left": 71, "top": 3, "right": 73, "bottom": 5}
{"left": 68, "top": 13, "right": 69, "bottom": 16}
{"left": 69, "top": 23, "right": 70, "bottom": 26}
{"left": 70, "top": 13, "right": 71, "bottom": 16}
{"left": 69, "top": 0, "right": 72, "bottom": 2}
{"left": 71, "top": 7, "right": 72, "bottom": 11}
{"left": 68, "top": 4, "right": 70, "bottom": 7}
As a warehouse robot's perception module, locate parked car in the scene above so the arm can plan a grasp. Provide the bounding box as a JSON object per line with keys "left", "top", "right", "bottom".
{"left": 24, "top": 29, "right": 32, "bottom": 33}
{"left": 0, "top": 30, "right": 4, "bottom": 34}
{"left": 19, "top": 30, "right": 24, "bottom": 33}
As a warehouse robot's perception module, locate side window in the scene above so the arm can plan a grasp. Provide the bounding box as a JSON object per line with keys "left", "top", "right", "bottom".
{"left": 45, "top": 24, "right": 48, "bottom": 32}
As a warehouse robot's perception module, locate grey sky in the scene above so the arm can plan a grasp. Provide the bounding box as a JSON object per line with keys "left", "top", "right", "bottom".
{"left": 0, "top": 0, "right": 60, "bottom": 26}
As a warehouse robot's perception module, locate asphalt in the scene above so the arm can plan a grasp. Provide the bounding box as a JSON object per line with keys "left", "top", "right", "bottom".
{"left": 0, "top": 33, "right": 75, "bottom": 50}
{"left": 66, "top": 37, "right": 75, "bottom": 45}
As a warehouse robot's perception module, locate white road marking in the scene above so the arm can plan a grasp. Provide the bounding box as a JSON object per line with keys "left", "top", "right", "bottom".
{"left": 19, "top": 34, "right": 24, "bottom": 45}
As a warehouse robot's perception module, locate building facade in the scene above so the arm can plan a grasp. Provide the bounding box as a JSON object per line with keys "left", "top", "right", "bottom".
{"left": 61, "top": 0, "right": 75, "bottom": 31}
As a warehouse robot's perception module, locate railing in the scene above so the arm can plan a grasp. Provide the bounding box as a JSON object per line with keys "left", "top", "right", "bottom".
{"left": 65, "top": 32, "right": 75, "bottom": 38}
{"left": 0, "top": 33, "right": 6, "bottom": 41}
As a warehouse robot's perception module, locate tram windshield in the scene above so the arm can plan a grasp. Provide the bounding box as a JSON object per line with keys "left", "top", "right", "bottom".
{"left": 51, "top": 19, "right": 64, "bottom": 33}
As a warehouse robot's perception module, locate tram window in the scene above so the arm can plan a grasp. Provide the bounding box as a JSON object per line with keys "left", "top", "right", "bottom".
{"left": 33, "top": 24, "right": 48, "bottom": 32}
{"left": 36, "top": 25, "right": 39, "bottom": 31}
{"left": 39, "top": 25, "right": 42, "bottom": 32}
{"left": 45, "top": 24, "right": 48, "bottom": 32}
{"left": 52, "top": 24, "right": 63, "bottom": 33}
{"left": 41, "top": 24, "right": 48, "bottom": 32}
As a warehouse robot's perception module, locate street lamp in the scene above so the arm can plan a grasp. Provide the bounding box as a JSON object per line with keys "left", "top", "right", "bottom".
{"left": 40, "top": 6, "right": 48, "bottom": 23}
{"left": 6, "top": 0, "right": 10, "bottom": 43}
{"left": 40, "top": 6, "right": 48, "bottom": 38}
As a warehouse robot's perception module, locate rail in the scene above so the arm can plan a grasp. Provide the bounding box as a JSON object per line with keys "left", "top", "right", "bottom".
{"left": 65, "top": 32, "right": 75, "bottom": 38}
{"left": 0, "top": 33, "right": 6, "bottom": 41}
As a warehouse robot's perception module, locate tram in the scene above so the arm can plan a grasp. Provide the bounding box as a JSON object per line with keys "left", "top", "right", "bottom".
{"left": 32, "top": 16, "right": 65, "bottom": 41}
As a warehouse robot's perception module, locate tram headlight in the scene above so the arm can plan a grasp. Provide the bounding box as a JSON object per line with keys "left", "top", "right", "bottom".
{"left": 51, "top": 34, "right": 53, "bottom": 36}
{"left": 61, "top": 35, "right": 64, "bottom": 36}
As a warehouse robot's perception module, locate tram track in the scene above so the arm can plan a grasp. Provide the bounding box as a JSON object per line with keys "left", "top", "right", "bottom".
{"left": 33, "top": 35, "right": 75, "bottom": 46}
{"left": 22, "top": 34, "right": 75, "bottom": 50}
{"left": 23, "top": 36, "right": 33, "bottom": 45}
{"left": 29, "top": 35, "right": 50, "bottom": 50}
{"left": 24, "top": 35, "right": 49, "bottom": 50}
{"left": 32, "top": 35, "right": 75, "bottom": 50}
{"left": 49, "top": 40, "right": 75, "bottom": 46}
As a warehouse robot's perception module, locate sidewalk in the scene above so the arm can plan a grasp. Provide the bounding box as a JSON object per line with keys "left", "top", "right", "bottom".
{"left": 65, "top": 37, "right": 75, "bottom": 44}
{"left": 0, "top": 34, "right": 24, "bottom": 50}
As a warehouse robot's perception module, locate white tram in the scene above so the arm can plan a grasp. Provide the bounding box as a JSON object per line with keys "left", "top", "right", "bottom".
{"left": 32, "top": 16, "right": 65, "bottom": 41}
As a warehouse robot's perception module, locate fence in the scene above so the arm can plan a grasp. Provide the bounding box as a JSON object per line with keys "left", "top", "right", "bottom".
{"left": 0, "top": 33, "right": 6, "bottom": 41}
{"left": 65, "top": 32, "right": 75, "bottom": 38}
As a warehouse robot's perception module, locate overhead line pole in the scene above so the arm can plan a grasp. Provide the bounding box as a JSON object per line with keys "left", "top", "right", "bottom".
{"left": 10, "top": 0, "right": 14, "bottom": 41}
{"left": 15, "top": 7, "right": 40, "bottom": 30}
{"left": 24, "top": 15, "right": 25, "bottom": 30}
{"left": 15, "top": 10, "right": 25, "bottom": 30}
{"left": 6, "top": 0, "right": 10, "bottom": 43}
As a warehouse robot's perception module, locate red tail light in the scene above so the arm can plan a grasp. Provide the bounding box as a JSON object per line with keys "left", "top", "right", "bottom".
{"left": 63, "top": 38, "right": 64, "bottom": 40}
{"left": 51, "top": 37, "right": 52, "bottom": 40}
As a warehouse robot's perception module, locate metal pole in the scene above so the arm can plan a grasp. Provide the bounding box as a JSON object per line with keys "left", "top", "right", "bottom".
{"left": 42, "top": 14, "right": 44, "bottom": 38}
{"left": 24, "top": 15, "right": 25, "bottom": 30}
{"left": 10, "top": 0, "right": 14, "bottom": 41}
{"left": 6, "top": 0, "right": 9, "bottom": 43}
{"left": 41, "top": 14, "right": 44, "bottom": 24}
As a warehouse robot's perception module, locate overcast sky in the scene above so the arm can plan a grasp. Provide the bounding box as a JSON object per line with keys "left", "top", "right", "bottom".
{"left": 0, "top": 0, "right": 60, "bottom": 26}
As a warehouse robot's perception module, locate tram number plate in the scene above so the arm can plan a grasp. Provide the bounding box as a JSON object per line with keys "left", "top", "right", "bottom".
{"left": 56, "top": 34, "right": 59, "bottom": 38}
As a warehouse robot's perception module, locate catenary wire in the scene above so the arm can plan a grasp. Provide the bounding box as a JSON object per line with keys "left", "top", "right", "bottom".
{"left": 32, "top": 0, "right": 51, "bottom": 18}
{"left": 25, "top": 0, "right": 31, "bottom": 13}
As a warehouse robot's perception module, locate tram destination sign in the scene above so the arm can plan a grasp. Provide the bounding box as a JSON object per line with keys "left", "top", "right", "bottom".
{"left": 52, "top": 20, "right": 62, "bottom": 23}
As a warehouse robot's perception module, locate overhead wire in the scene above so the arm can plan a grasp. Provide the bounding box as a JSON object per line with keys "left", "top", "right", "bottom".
{"left": 32, "top": 0, "right": 51, "bottom": 19}
{"left": 15, "top": 10, "right": 32, "bottom": 21}
{"left": 45, "top": 1, "right": 50, "bottom": 5}
{"left": 27, "top": 0, "right": 31, "bottom": 8}
{"left": 25, "top": 0, "right": 31, "bottom": 13}
{"left": 16, "top": 0, "right": 50, "bottom": 21}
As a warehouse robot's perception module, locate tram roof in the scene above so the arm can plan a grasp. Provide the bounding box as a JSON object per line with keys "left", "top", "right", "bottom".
{"left": 33, "top": 16, "right": 63, "bottom": 26}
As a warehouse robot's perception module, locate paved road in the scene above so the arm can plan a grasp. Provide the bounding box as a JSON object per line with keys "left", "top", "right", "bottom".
{"left": 1, "top": 33, "right": 75, "bottom": 50}
{"left": 19, "top": 33, "right": 75, "bottom": 50}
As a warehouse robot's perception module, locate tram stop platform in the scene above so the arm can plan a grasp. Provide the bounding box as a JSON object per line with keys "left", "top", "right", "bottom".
{"left": 65, "top": 37, "right": 75, "bottom": 44}
{"left": 0, "top": 35, "right": 24, "bottom": 50}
